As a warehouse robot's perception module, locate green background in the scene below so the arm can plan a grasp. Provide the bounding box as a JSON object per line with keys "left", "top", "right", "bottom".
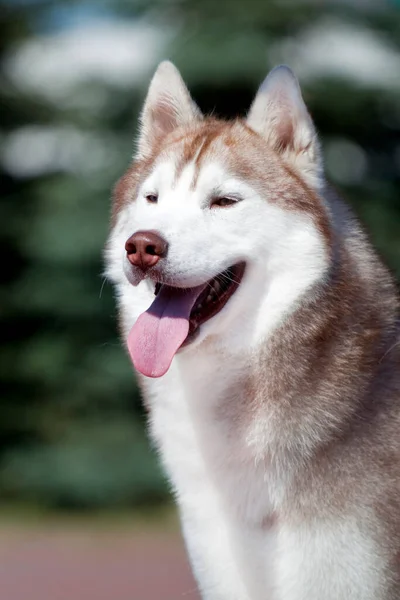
{"left": 1, "top": 0, "right": 399, "bottom": 511}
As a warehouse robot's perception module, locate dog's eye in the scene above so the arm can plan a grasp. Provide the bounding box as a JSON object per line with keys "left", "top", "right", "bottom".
{"left": 211, "top": 197, "right": 237, "bottom": 208}
{"left": 146, "top": 193, "right": 158, "bottom": 204}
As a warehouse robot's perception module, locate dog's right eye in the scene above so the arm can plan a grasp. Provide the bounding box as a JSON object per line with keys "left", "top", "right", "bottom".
{"left": 211, "top": 197, "right": 237, "bottom": 208}
{"left": 146, "top": 193, "right": 158, "bottom": 204}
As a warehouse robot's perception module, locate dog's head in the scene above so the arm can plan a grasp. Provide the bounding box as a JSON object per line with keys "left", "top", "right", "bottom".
{"left": 105, "top": 62, "right": 331, "bottom": 377}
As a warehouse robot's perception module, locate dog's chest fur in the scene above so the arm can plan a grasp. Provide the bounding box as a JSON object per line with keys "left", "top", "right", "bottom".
{"left": 142, "top": 344, "right": 389, "bottom": 600}
{"left": 146, "top": 349, "right": 263, "bottom": 519}
{"left": 145, "top": 351, "right": 277, "bottom": 599}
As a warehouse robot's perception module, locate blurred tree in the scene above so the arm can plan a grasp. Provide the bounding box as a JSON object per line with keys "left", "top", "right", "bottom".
{"left": 0, "top": 1, "right": 164, "bottom": 508}
{"left": 0, "top": 0, "right": 399, "bottom": 509}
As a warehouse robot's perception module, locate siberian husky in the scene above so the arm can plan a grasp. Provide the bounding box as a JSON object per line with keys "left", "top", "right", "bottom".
{"left": 105, "top": 62, "right": 400, "bottom": 599}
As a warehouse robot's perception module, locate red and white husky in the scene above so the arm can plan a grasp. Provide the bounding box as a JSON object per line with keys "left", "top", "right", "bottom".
{"left": 105, "top": 62, "right": 400, "bottom": 599}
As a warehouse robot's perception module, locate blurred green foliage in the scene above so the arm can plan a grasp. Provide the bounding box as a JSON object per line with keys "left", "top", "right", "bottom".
{"left": 1, "top": 0, "right": 399, "bottom": 509}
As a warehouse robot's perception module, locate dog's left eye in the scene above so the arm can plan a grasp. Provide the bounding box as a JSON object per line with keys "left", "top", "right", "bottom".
{"left": 146, "top": 193, "right": 158, "bottom": 204}
{"left": 211, "top": 197, "right": 237, "bottom": 208}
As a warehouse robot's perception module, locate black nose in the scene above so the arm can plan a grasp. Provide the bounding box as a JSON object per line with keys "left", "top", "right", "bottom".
{"left": 125, "top": 230, "right": 168, "bottom": 272}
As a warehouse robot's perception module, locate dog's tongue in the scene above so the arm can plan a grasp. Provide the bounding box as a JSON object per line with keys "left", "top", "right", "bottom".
{"left": 127, "top": 284, "right": 205, "bottom": 378}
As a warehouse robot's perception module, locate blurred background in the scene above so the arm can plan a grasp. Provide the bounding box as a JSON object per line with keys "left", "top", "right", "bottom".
{"left": 1, "top": 0, "right": 400, "bottom": 598}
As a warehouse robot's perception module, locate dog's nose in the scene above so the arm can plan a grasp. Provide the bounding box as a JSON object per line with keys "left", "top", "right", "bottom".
{"left": 125, "top": 230, "right": 168, "bottom": 271}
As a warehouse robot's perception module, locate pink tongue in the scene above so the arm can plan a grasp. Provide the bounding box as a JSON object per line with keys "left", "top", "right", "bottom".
{"left": 127, "top": 284, "right": 205, "bottom": 378}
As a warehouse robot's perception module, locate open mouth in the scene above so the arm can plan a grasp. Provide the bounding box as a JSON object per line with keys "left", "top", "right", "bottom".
{"left": 127, "top": 262, "right": 246, "bottom": 378}
{"left": 184, "top": 262, "right": 245, "bottom": 341}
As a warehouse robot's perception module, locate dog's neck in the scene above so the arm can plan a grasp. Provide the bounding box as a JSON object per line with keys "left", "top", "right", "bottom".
{"left": 169, "top": 227, "right": 399, "bottom": 474}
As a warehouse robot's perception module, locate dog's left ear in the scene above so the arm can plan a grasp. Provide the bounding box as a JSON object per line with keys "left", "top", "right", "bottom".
{"left": 247, "top": 66, "right": 323, "bottom": 187}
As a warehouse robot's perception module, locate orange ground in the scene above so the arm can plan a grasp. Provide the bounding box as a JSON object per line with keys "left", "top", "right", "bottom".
{"left": 0, "top": 523, "right": 200, "bottom": 600}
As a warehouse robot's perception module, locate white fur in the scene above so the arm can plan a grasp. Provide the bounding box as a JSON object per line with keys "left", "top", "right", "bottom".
{"left": 276, "top": 519, "right": 385, "bottom": 600}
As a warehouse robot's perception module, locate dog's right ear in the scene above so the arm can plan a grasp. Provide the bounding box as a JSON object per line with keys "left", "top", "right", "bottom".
{"left": 136, "top": 61, "right": 202, "bottom": 158}
{"left": 247, "top": 65, "right": 323, "bottom": 188}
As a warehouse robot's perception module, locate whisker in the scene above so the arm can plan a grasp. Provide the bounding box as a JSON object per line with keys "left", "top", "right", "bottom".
{"left": 99, "top": 277, "right": 107, "bottom": 299}
{"left": 216, "top": 271, "right": 241, "bottom": 286}
{"left": 192, "top": 267, "right": 243, "bottom": 307}
{"left": 378, "top": 340, "right": 400, "bottom": 364}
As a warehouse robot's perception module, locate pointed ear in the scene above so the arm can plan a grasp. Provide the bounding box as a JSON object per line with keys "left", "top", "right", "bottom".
{"left": 136, "top": 61, "right": 202, "bottom": 158}
{"left": 247, "top": 65, "right": 323, "bottom": 187}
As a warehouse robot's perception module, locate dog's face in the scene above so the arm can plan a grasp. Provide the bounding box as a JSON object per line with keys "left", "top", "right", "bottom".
{"left": 106, "top": 62, "right": 331, "bottom": 377}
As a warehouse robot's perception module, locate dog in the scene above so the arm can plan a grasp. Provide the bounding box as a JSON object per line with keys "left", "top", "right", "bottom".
{"left": 105, "top": 61, "right": 400, "bottom": 599}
